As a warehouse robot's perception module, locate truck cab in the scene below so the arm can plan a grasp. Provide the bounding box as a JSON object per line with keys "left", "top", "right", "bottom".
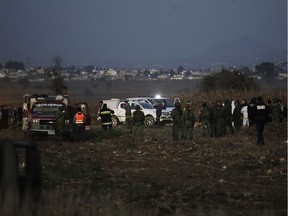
{"left": 102, "top": 98, "right": 156, "bottom": 127}
{"left": 22, "top": 94, "right": 71, "bottom": 137}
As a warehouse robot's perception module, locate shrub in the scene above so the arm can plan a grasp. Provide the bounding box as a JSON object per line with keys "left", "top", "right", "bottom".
{"left": 200, "top": 69, "right": 258, "bottom": 92}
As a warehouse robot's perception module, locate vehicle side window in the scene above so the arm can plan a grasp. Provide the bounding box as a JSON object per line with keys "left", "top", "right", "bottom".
{"left": 130, "top": 103, "right": 135, "bottom": 110}
{"left": 120, "top": 103, "right": 125, "bottom": 109}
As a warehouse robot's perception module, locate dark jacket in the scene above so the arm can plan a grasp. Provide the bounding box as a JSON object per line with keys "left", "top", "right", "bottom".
{"left": 100, "top": 105, "right": 114, "bottom": 125}
{"left": 252, "top": 102, "right": 269, "bottom": 122}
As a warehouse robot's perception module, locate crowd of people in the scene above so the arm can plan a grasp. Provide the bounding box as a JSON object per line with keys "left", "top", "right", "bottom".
{"left": 1, "top": 96, "right": 286, "bottom": 146}
{"left": 0, "top": 104, "right": 23, "bottom": 130}
{"left": 170, "top": 96, "right": 286, "bottom": 145}
{"left": 94, "top": 96, "right": 286, "bottom": 145}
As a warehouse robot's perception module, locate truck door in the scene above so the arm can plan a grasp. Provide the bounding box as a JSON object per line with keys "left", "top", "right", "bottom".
{"left": 118, "top": 102, "right": 126, "bottom": 122}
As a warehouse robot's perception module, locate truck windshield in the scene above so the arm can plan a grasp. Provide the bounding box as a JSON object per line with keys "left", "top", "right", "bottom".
{"left": 138, "top": 102, "right": 154, "bottom": 109}
{"left": 32, "top": 103, "right": 65, "bottom": 113}
{"left": 148, "top": 99, "right": 174, "bottom": 107}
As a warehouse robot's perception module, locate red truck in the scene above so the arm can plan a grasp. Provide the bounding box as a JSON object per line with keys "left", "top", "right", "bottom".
{"left": 22, "top": 94, "right": 91, "bottom": 138}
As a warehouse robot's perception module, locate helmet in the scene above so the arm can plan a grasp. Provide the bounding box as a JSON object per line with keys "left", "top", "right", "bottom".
{"left": 185, "top": 101, "right": 191, "bottom": 108}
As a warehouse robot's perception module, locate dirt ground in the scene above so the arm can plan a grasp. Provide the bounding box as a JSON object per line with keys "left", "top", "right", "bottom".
{"left": 0, "top": 79, "right": 287, "bottom": 215}
{"left": 0, "top": 120, "right": 287, "bottom": 216}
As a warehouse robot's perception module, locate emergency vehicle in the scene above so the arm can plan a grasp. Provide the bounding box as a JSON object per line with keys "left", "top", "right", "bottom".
{"left": 22, "top": 94, "right": 70, "bottom": 136}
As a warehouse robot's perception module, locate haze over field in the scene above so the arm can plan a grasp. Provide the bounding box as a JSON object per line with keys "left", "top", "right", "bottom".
{"left": 0, "top": 0, "right": 287, "bottom": 68}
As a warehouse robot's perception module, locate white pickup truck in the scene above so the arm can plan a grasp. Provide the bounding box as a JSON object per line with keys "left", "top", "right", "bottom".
{"left": 126, "top": 96, "right": 179, "bottom": 123}
{"left": 102, "top": 98, "right": 156, "bottom": 127}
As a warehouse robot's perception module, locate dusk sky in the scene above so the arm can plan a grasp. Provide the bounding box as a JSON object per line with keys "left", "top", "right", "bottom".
{"left": 0, "top": 0, "right": 287, "bottom": 67}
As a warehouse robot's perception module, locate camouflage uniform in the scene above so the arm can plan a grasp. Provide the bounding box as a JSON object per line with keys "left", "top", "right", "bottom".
{"left": 269, "top": 98, "right": 283, "bottom": 123}
{"left": 199, "top": 102, "right": 212, "bottom": 137}
{"left": 171, "top": 102, "right": 183, "bottom": 141}
{"left": 132, "top": 106, "right": 145, "bottom": 142}
{"left": 212, "top": 101, "right": 225, "bottom": 137}
{"left": 223, "top": 99, "right": 234, "bottom": 135}
{"left": 182, "top": 103, "right": 195, "bottom": 140}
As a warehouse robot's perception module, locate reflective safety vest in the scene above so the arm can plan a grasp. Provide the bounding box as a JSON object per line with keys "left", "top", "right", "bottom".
{"left": 100, "top": 110, "right": 112, "bottom": 125}
{"left": 75, "top": 112, "right": 85, "bottom": 124}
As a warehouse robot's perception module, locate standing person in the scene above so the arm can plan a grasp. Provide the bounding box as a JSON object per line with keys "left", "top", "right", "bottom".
{"left": 0, "top": 107, "right": 2, "bottom": 131}
{"left": 213, "top": 100, "right": 225, "bottom": 138}
{"left": 11, "top": 107, "right": 17, "bottom": 122}
{"left": 131, "top": 105, "right": 145, "bottom": 143}
{"left": 232, "top": 100, "right": 242, "bottom": 132}
{"left": 241, "top": 100, "right": 249, "bottom": 127}
{"left": 97, "top": 100, "right": 104, "bottom": 119}
{"left": 269, "top": 98, "right": 283, "bottom": 123}
{"left": 252, "top": 96, "right": 269, "bottom": 145}
{"left": 55, "top": 106, "right": 67, "bottom": 145}
{"left": 73, "top": 107, "right": 86, "bottom": 142}
{"left": 1, "top": 106, "right": 9, "bottom": 129}
{"left": 248, "top": 97, "right": 257, "bottom": 126}
{"left": 199, "top": 101, "right": 212, "bottom": 137}
{"left": 99, "top": 103, "right": 114, "bottom": 131}
{"left": 154, "top": 100, "right": 162, "bottom": 128}
{"left": 223, "top": 99, "right": 234, "bottom": 135}
{"left": 123, "top": 101, "right": 132, "bottom": 129}
{"left": 17, "top": 105, "right": 23, "bottom": 122}
{"left": 182, "top": 101, "right": 196, "bottom": 141}
{"left": 171, "top": 101, "right": 183, "bottom": 141}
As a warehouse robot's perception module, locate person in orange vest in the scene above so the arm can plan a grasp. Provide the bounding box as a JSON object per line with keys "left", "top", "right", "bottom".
{"left": 73, "top": 107, "right": 86, "bottom": 142}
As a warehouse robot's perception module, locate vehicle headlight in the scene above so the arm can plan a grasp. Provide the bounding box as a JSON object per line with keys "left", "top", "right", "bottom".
{"left": 32, "top": 119, "right": 39, "bottom": 124}
{"left": 65, "top": 120, "right": 70, "bottom": 124}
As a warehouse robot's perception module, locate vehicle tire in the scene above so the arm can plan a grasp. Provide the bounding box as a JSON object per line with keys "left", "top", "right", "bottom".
{"left": 144, "top": 116, "right": 155, "bottom": 127}
{"left": 111, "top": 116, "right": 119, "bottom": 128}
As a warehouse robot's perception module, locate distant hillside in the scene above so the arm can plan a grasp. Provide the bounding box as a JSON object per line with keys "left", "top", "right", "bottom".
{"left": 200, "top": 36, "right": 285, "bottom": 64}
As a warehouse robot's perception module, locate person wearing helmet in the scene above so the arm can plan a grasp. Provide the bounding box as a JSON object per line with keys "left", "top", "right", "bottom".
{"left": 182, "top": 101, "right": 196, "bottom": 141}
{"left": 99, "top": 104, "right": 114, "bottom": 132}
{"left": 131, "top": 105, "right": 145, "bottom": 143}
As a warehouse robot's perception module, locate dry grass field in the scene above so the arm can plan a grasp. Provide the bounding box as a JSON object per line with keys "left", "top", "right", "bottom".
{"left": 0, "top": 79, "right": 287, "bottom": 215}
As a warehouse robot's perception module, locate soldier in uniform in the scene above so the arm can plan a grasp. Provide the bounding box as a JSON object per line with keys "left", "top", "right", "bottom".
{"left": 232, "top": 100, "right": 242, "bottom": 132}
{"left": 131, "top": 105, "right": 145, "bottom": 143}
{"left": 171, "top": 101, "right": 183, "bottom": 141}
{"left": 212, "top": 100, "right": 226, "bottom": 137}
{"left": 182, "top": 101, "right": 196, "bottom": 141}
{"left": 123, "top": 100, "right": 132, "bottom": 129}
{"left": 55, "top": 106, "right": 67, "bottom": 145}
{"left": 199, "top": 101, "right": 212, "bottom": 137}
{"left": 269, "top": 98, "right": 283, "bottom": 123}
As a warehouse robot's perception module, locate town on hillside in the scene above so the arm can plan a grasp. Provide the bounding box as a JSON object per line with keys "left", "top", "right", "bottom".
{"left": 0, "top": 60, "right": 287, "bottom": 83}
